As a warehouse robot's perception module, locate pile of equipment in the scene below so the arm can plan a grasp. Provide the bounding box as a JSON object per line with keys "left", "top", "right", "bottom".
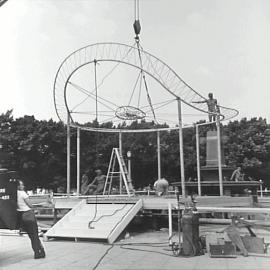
{"left": 207, "top": 217, "right": 269, "bottom": 257}
{"left": 171, "top": 192, "right": 203, "bottom": 257}
{"left": 170, "top": 191, "right": 269, "bottom": 258}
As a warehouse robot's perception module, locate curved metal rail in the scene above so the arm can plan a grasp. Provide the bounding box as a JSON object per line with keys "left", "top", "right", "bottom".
{"left": 54, "top": 42, "right": 239, "bottom": 132}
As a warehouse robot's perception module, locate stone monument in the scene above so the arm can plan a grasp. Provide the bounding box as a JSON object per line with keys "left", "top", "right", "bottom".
{"left": 201, "top": 130, "right": 232, "bottom": 182}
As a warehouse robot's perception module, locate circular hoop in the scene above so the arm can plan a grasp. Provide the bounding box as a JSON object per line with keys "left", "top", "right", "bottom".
{"left": 54, "top": 42, "right": 238, "bottom": 132}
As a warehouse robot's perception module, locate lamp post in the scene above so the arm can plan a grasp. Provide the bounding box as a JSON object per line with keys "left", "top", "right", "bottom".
{"left": 259, "top": 179, "right": 263, "bottom": 198}
{"left": 127, "top": 151, "right": 132, "bottom": 181}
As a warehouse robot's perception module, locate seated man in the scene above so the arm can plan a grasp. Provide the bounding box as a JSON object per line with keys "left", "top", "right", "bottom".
{"left": 154, "top": 178, "right": 169, "bottom": 196}
{"left": 85, "top": 169, "right": 106, "bottom": 195}
{"left": 230, "top": 167, "right": 244, "bottom": 182}
{"left": 81, "top": 171, "right": 90, "bottom": 195}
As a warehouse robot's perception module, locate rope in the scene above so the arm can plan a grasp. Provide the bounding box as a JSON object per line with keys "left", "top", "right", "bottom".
{"left": 0, "top": 0, "right": 9, "bottom": 8}
{"left": 68, "top": 81, "right": 117, "bottom": 111}
{"left": 135, "top": 40, "right": 158, "bottom": 124}
{"left": 90, "top": 204, "right": 128, "bottom": 227}
{"left": 144, "top": 98, "right": 175, "bottom": 114}
{"left": 128, "top": 70, "right": 142, "bottom": 106}
{"left": 134, "top": 0, "right": 136, "bottom": 20}
{"left": 137, "top": 70, "right": 143, "bottom": 108}
{"left": 92, "top": 245, "right": 114, "bottom": 270}
{"left": 95, "top": 130, "right": 100, "bottom": 166}
{"left": 143, "top": 74, "right": 158, "bottom": 124}
{"left": 140, "top": 98, "right": 175, "bottom": 109}
{"left": 134, "top": 0, "right": 139, "bottom": 20}
{"left": 93, "top": 60, "right": 101, "bottom": 166}
{"left": 88, "top": 195, "right": 98, "bottom": 229}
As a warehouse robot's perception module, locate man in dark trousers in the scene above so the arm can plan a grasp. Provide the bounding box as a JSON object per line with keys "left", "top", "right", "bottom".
{"left": 17, "top": 180, "right": 46, "bottom": 259}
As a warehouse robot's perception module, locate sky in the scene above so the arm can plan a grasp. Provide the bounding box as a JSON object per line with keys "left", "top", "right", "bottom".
{"left": 1, "top": 0, "right": 270, "bottom": 124}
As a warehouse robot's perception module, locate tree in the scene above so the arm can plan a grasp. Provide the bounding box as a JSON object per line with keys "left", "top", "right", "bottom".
{"left": 1, "top": 109, "right": 270, "bottom": 190}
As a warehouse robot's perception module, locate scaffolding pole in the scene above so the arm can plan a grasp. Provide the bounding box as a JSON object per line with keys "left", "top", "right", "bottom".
{"left": 216, "top": 116, "right": 223, "bottom": 196}
{"left": 67, "top": 114, "right": 71, "bottom": 195}
{"left": 177, "top": 98, "right": 185, "bottom": 197}
{"left": 196, "top": 125, "right": 201, "bottom": 196}
{"left": 157, "top": 130, "right": 161, "bottom": 180}
{"left": 119, "top": 131, "right": 123, "bottom": 194}
{"left": 76, "top": 128, "right": 80, "bottom": 195}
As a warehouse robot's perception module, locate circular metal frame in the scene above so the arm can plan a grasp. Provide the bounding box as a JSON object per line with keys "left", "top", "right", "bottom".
{"left": 54, "top": 42, "right": 239, "bottom": 133}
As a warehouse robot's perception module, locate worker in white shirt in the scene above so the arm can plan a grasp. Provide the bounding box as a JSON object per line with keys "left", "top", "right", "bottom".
{"left": 17, "top": 180, "right": 46, "bottom": 259}
{"left": 154, "top": 178, "right": 169, "bottom": 196}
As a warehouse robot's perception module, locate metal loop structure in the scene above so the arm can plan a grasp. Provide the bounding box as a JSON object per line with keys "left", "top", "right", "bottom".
{"left": 54, "top": 42, "right": 239, "bottom": 133}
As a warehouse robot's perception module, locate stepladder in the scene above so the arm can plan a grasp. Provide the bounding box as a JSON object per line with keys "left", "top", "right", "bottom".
{"left": 103, "top": 148, "right": 134, "bottom": 196}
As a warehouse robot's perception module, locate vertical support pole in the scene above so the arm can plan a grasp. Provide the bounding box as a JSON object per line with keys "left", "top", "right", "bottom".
{"left": 177, "top": 98, "right": 185, "bottom": 197}
{"left": 119, "top": 132, "right": 123, "bottom": 194}
{"left": 168, "top": 203, "right": 172, "bottom": 245}
{"left": 128, "top": 158, "right": 131, "bottom": 182}
{"left": 157, "top": 130, "right": 161, "bottom": 180}
{"left": 67, "top": 113, "right": 71, "bottom": 195}
{"left": 259, "top": 180, "right": 263, "bottom": 198}
{"left": 196, "top": 125, "right": 201, "bottom": 196}
{"left": 76, "top": 128, "right": 80, "bottom": 196}
{"left": 216, "top": 116, "right": 223, "bottom": 196}
{"left": 53, "top": 209, "right": 58, "bottom": 225}
{"left": 119, "top": 131, "right": 123, "bottom": 156}
{"left": 94, "top": 59, "right": 98, "bottom": 122}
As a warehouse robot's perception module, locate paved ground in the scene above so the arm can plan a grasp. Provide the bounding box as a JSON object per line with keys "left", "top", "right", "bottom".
{"left": 1, "top": 227, "right": 270, "bottom": 270}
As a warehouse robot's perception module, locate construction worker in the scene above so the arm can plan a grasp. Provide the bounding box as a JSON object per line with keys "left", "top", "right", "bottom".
{"left": 86, "top": 169, "right": 106, "bottom": 195}
{"left": 230, "top": 167, "right": 244, "bottom": 182}
{"left": 17, "top": 180, "right": 46, "bottom": 259}
{"left": 224, "top": 216, "right": 248, "bottom": 256}
{"left": 154, "top": 178, "right": 169, "bottom": 196}
{"left": 81, "top": 170, "right": 90, "bottom": 195}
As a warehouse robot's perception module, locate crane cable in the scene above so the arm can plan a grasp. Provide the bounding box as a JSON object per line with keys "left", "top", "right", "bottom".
{"left": 133, "top": 0, "right": 141, "bottom": 39}
{"left": 133, "top": 0, "right": 158, "bottom": 124}
{"left": 93, "top": 59, "right": 100, "bottom": 167}
{"left": 0, "top": 0, "right": 9, "bottom": 8}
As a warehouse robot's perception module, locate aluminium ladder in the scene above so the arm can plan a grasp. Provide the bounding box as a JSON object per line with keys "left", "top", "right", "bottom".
{"left": 103, "top": 148, "right": 134, "bottom": 196}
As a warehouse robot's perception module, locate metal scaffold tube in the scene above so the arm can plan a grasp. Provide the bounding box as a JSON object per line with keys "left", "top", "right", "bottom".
{"left": 119, "top": 131, "right": 123, "bottom": 194}
{"left": 76, "top": 127, "right": 81, "bottom": 196}
{"left": 216, "top": 116, "right": 223, "bottom": 196}
{"left": 67, "top": 113, "right": 71, "bottom": 195}
{"left": 157, "top": 130, "right": 161, "bottom": 180}
{"left": 196, "top": 125, "right": 201, "bottom": 196}
{"left": 177, "top": 98, "right": 185, "bottom": 197}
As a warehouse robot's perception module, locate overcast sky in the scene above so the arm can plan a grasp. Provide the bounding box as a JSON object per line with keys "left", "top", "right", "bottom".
{"left": 1, "top": 0, "right": 270, "bottom": 124}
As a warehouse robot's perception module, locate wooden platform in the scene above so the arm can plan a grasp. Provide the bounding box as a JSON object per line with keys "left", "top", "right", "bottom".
{"left": 52, "top": 195, "right": 254, "bottom": 211}
{"left": 183, "top": 181, "right": 261, "bottom": 187}
{"left": 259, "top": 197, "right": 270, "bottom": 207}
{"left": 44, "top": 199, "right": 143, "bottom": 243}
{"left": 20, "top": 194, "right": 270, "bottom": 246}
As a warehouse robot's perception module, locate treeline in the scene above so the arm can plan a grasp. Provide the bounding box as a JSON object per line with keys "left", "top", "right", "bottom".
{"left": 0, "top": 110, "right": 270, "bottom": 190}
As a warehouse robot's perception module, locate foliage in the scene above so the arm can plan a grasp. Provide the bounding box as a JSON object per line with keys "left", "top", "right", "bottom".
{"left": 1, "top": 110, "right": 270, "bottom": 190}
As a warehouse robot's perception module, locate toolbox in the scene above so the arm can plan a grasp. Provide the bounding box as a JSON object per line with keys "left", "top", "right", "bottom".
{"left": 241, "top": 235, "right": 266, "bottom": 254}
{"left": 209, "top": 241, "right": 237, "bottom": 258}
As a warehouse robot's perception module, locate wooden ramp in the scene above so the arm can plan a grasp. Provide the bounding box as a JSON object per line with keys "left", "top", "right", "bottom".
{"left": 44, "top": 199, "right": 142, "bottom": 244}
